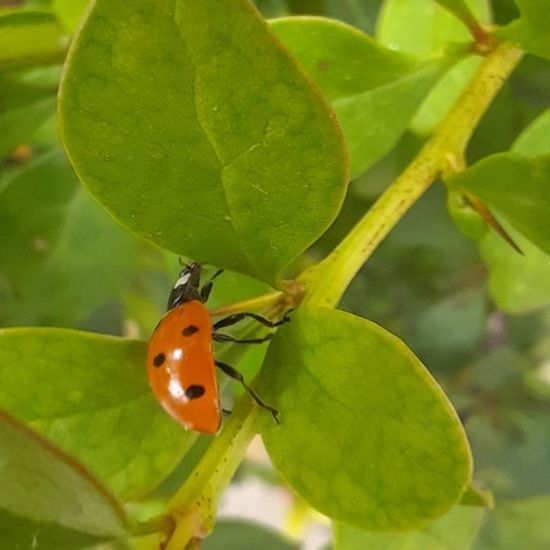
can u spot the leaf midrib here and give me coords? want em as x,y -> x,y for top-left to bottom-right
174,12 -> 261,276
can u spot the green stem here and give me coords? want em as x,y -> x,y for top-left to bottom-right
210,290 -> 283,317
165,396 -> 258,550
301,42 -> 524,309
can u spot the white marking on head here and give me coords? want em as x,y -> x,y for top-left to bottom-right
174,272 -> 190,289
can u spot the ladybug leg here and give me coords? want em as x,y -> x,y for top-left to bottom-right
213,310 -> 292,330
215,361 -> 280,424
213,332 -> 273,345
200,269 -> 224,302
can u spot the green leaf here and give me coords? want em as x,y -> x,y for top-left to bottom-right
324,0 -> 379,34
448,153 -> 550,256
0,9 -> 67,70
0,74 -> 57,158
434,0 -> 481,28
326,65 -> 443,181
255,0 -> 290,19
53,0 -> 89,32
480,222 -> 550,313
203,520 -> 298,550
59,0 -> 347,284
456,109 -> 550,313
475,496 -> 550,549
0,328 -> 194,500
24,189 -> 140,326
376,0 -> 491,57
270,17 -> 418,102
512,108 -> 550,156
0,150 -> 78,288
270,16 -> 445,178
447,189 -> 488,241
259,307 -> 472,530
0,507 -> 110,550
411,56 -> 483,135
334,505 -> 485,549
401,0 -> 489,136
0,150 -> 141,327
0,409 -> 127,537
498,0 -> 550,60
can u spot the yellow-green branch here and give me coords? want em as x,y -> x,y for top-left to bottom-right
301,42 -> 524,309
165,397 -> 258,550
209,291 -> 283,317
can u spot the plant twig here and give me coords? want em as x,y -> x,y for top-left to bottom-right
301,42 -> 524,309
210,291 -> 283,317
165,397 -> 258,550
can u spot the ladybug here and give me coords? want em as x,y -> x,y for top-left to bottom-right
147,262 -> 289,434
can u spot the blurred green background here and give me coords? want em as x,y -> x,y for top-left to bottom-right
1,0 -> 550,548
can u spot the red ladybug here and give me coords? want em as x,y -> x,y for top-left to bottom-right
147,262 -> 288,434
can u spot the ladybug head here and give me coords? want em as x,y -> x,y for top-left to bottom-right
167,262 -> 202,310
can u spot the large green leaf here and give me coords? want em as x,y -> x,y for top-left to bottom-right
270,16 -> 444,178
498,0 -> 550,60
334,505 -> 485,549
0,9 -> 67,70
376,0 -> 490,57
0,328 -> 194,500
0,409 -> 127,537
59,0 -> 347,284
448,153 -> 550,256
259,307 -> 472,530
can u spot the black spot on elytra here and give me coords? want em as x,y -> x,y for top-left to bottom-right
186,384 -> 205,399
182,325 -> 199,337
153,353 -> 165,367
